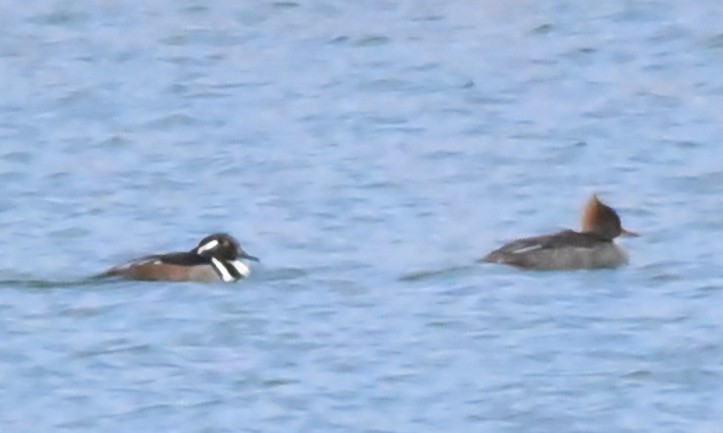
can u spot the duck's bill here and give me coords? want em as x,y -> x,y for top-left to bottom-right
241,252 -> 260,262
621,228 -> 639,237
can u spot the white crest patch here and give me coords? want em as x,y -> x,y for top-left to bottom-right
211,257 -> 235,282
196,239 -> 220,254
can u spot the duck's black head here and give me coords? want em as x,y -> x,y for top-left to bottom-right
193,233 -> 259,262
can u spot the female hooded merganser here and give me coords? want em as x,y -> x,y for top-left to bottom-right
97,233 -> 259,282
482,195 -> 637,270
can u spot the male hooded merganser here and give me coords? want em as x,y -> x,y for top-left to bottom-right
97,233 -> 259,282
482,195 -> 638,270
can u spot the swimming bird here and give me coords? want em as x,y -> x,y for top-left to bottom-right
482,195 -> 637,270
97,233 -> 259,282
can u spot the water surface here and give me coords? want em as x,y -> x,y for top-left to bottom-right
1,1 -> 723,432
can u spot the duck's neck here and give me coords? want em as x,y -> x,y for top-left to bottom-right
210,257 -> 249,281
579,230 -> 615,242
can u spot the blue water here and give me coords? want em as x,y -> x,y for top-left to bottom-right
1,0 -> 723,431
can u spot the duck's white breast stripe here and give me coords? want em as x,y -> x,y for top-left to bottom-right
211,257 -> 235,282
227,260 -> 251,278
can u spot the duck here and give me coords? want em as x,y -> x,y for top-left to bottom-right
97,233 -> 259,282
481,195 -> 637,270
